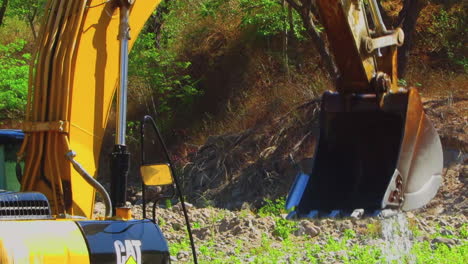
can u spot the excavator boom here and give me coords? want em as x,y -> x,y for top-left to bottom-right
19,0 -> 161,217
1,1 -> 173,263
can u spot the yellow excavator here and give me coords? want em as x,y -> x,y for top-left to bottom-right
0,0 -> 442,263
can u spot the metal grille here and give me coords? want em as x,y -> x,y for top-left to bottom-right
0,191 -> 51,220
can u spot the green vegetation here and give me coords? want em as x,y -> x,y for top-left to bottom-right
6,0 -> 46,39
168,199 -> 467,263
169,234 -> 191,257
412,241 -> 467,264
366,222 -> 382,239
129,31 -> 200,119
409,222 -> 467,264
168,215 -> 467,264
164,199 -> 173,209
257,197 -> 287,217
425,5 -> 467,71
0,0 -> 464,129
257,197 -> 298,239
0,39 -> 29,119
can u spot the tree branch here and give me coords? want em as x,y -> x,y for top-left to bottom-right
284,0 -> 338,82
396,0 -> 426,77
284,0 -> 301,11
0,0 -> 9,26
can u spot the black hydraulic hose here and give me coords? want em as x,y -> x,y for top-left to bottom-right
143,115 -> 198,264
140,121 -> 146,219
152,198 -> 159,223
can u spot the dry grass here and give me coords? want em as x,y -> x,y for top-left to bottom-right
161,0 -> 467,159
405,57 -> 468,98
0,17 -> 35,50
190,47 -> 332,145
169,0 -> 244,61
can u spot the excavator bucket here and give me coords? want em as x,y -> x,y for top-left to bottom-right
286,88 -> 443,218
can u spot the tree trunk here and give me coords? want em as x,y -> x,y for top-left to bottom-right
149,0 -> 172,48
0,0 -> 8,26
27,7 -> 39,39
301,11 -> 338,82
281,0 -> 290,77
288,4 -> 295,38
28,18 -> 37,39
285,0 -> 337,83
395,0 -> 425,77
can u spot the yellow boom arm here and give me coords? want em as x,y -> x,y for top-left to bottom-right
20,0 -> 162,218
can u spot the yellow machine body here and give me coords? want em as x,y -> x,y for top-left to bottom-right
0,220 -> 89,264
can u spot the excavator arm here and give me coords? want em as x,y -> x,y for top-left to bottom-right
286,0 -> 443,218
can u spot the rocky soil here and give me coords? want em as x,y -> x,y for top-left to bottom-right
95,160 -> 466,263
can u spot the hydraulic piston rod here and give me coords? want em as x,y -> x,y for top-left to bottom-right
110,0 -> 133,215
115,0 -> 131,146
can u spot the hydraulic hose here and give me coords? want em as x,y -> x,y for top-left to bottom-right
65,151 -> 113,218
143,115 -> 198,264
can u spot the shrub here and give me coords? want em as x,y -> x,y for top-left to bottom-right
257,197 -> 286,217
0,39 -> 30,119
426,5 -> 467,71
129,31 -> 200,120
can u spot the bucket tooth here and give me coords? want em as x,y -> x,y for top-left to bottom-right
286,172 -> 310,211
379,209 -> 399,218
328,210 -> 341,218
286,211 -> 297,220
351,209 -> 364,219
371,210 -> 382,217
305,210 -> 319,219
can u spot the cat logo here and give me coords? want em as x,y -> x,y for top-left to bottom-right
114,240 -> 142,264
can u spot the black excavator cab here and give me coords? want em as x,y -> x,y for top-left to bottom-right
286,89 -> 443,218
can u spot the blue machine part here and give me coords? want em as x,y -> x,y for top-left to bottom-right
0,130 -> 24,144
285,172 -> 310,211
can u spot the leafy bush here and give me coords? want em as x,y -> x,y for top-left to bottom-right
129,31 -> 200,117
6,0 -> 47,39
0,16 -> 34,45
238,0 -> 305,38
426,5 -> 467,71
0,39 -> 30,119
257,197 -> 298,239
197,0 -> 305,38
257,197 -> 286,217
273,218 -> 297,239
